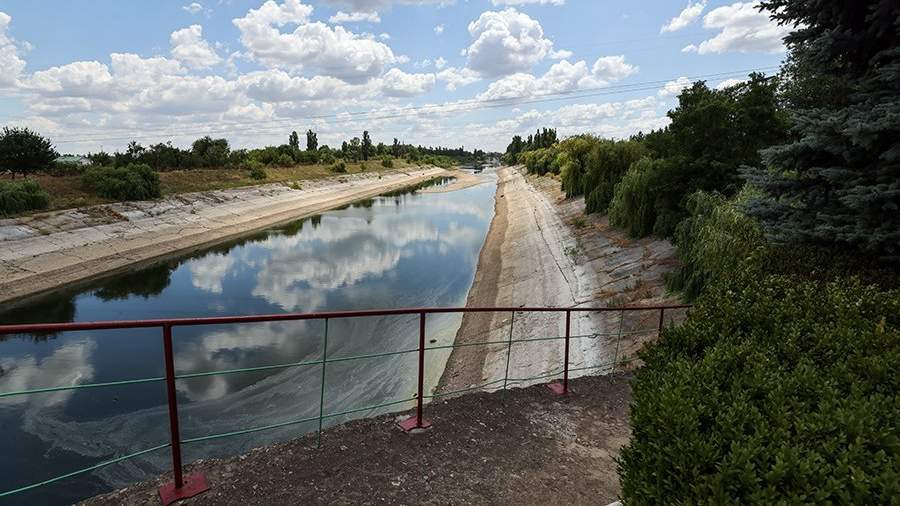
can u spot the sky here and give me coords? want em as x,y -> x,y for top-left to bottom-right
0,0 -> 791,154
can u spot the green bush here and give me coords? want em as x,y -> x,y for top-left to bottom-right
360,162 -> 368,172
619,271 -> 900,504
666,188 -> 767,299
81,164 -> 161,201
381,158 -> 394,168
583,139 -> 646,214
608,158 -> 661,237
249,163 -> 267,180
330,161 -> 347,173
0,180 -> 51,215
276,153 -> 294,167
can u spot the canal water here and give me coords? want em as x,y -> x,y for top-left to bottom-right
0,172 -> 496,505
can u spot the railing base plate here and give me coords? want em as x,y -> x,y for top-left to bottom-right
398,416 -> 432,433
159,473 -> 209,506
546,382 -> 568,396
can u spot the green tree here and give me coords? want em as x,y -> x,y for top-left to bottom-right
0,127 -> 59,178
191,136 -> 230,167
306,129 -> 318,151
743,0 -> 900,257
289,131 -> 300,150
362,131 -> 372,161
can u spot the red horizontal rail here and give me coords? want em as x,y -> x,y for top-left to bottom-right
0,303 -> 691,504
0,304 -> 691,334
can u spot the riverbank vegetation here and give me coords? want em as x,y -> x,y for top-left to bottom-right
0,128 -> 495,215
505,0 -> 899,502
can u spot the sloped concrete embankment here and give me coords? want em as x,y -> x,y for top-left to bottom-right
439,166 -> 684,397
0,168 -> 446,306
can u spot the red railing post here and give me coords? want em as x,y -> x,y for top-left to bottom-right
158,324 -> 208,505
562,309 -> 571,393
547,309 -> 571,396
399,311 -> 432,432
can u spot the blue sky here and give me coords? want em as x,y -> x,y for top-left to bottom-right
0,1 -> 789,153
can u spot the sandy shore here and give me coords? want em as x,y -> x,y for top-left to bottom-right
418,169 -> 483,194
0,167 -> 446,307
438,166 -> 683,395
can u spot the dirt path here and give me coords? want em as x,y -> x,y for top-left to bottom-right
82,374 -> 632,506
0,168 -> 446,307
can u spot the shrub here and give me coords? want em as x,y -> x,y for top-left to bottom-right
666,188 -> 767,299
360,162 -> 368,172
249,163 -> 267,180
330,161 -> 347,173
619,271 -> 900,504
381,158 -> 394,168
276,153 -> 294,167
583,140 -> 646,214
81,164 -> 161,201
0,180 -> 51,215
608,158 -> 661,237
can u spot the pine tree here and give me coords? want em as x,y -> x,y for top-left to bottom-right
743,0 -> 900,258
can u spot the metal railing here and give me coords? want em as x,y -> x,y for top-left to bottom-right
0,304 -> 690,504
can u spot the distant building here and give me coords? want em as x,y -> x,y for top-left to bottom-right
55,155 -> 91,166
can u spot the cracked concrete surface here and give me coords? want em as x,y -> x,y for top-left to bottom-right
0,168 -> 446,306
438,167 -> 684,396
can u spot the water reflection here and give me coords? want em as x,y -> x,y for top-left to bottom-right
0,339 -> 96,407
0,172 -> 496,505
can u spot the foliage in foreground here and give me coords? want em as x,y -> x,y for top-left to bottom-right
0,180 -> 51,215
81,164 -> 161,201
619,271 -> 900,504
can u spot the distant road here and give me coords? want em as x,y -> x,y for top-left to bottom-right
0,167 -> 446,306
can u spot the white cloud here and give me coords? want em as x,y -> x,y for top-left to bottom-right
436,66 -> 480,91
477,54 -> 637,101
322,0 -> 452,13
491,0 -> 564,4
478,60 -> 600,100
182,2 -> 205,15
591,55 -> 637,81
379,32 -> 391,40
0,12 -> 26,88
237,69 -> 361,102
170,25 -> 222,68
380,68 -> 435,96
434,24 -> 445,34
658,76 -> 692,96
684,1 -> 790,54
233,0 -> 398,82
715,77 -> 745,89
660,1 -> 706,33
27,61 -> 116,98
434,56 -> 447,69
329,11 -> 381,23
464,8 -> 559,77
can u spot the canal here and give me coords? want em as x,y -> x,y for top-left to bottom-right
0,171 -> 496,504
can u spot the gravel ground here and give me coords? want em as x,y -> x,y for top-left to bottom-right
83,373 -> 632,505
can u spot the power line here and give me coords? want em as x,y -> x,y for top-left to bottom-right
44,66 -> 778,146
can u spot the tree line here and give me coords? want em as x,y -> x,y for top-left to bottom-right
0,126 -> 494,215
